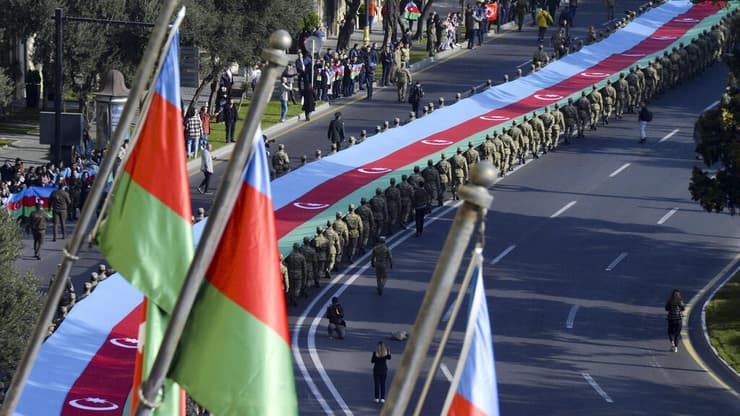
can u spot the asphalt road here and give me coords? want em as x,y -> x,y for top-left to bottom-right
290,60 -> 740,415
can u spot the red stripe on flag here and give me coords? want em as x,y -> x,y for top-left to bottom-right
448,393 -> 489,416
205,182 -> 290,344
125,93 -> 190,222
274,3 -> 714,239
62,302 -> 144,416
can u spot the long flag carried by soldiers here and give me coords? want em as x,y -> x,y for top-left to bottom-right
95,28 -> 191,416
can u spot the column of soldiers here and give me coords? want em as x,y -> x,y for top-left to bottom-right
279,10 -> 739,307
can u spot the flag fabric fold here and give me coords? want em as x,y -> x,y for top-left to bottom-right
169,130 -> 298,415
95,30 -> 191,416
443,254 -> 499,416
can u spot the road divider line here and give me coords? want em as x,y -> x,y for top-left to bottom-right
659,128 -> 680,143
608,163 -> 631,178
582,372 -> 614,403
439,363 -> 453,382
566,305 -> 580,329
702,100 -> 719,112
442,301 -> 455,323
517,59 -> 533,68
605,252 -> 628,272
550,201 -> 577,218
490,244 -> 516,265
657,208 -> 679,225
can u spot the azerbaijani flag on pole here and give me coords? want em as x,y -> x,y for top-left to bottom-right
442,255 -> 499,416
403,1 -> 421,20
169,129 -> 297,415
95,30 -> 191,416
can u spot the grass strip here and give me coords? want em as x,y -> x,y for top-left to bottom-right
706,270 -> 740,373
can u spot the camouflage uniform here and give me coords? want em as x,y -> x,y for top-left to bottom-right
422,160 -> 442,206
356,198 -> 375,252
626,68 -> 639,112
451,149 -> 469,200
345,205 -> 363,262
284,244 -> 307,306
333,213 -> 349,263
301,237 -> 319,290
614,73 -> 629,119
552,104 -> 565,148
325,222 -> 341,272
371,238 -> 393,295
384,179 -> 402,232
501,130 -> 517,174
562,99 -> 579,142
398,174 -> 414,226
314,227 -> 330,279
272,144 -> 291,176
464,142 -> 480,168
436,154 -> 452,202
370,188 -> 389,237
531,112 -> 546,155
540,108 -> 555,151
509,121 -> 525,164
601,80 -> 616,125
575,92 -> 591,138
587,86 -> 603,130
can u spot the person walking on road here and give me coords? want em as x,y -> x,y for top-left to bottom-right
409,81 -> 424,117
413,180 -> 431,236
223,100 -> 238,143
665,289 -> 685,352
29,200 -> 49,259
326,296 -> 346,339
536,7 -> 554,42
396,66 -> 412,103
638,101 -> 653,143
328,112 -> 346,149
371,236 -> 393,296
198,143 -> 214,194
50,181 -> 71,241
371,341 -> 391,403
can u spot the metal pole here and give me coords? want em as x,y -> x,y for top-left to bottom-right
54,8 -> 63,164
0,3 -> 182,415
381,161 -> 495,416
134,30 -> 291,416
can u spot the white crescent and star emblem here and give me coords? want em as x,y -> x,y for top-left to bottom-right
580,71 -> 610,78
293,202 -> 330,210
357,167 -> 392,174
652,35 -> 678,40
534,93 -> 564,101
479,115 -> 511,121
109,337 -> 138,349
68,397 -> 119,411
421,139 -> 454,146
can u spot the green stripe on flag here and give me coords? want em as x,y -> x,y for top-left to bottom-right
97,171 -> 194,314
170,283 -> 297,415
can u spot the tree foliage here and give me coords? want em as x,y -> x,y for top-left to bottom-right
689,16 -> 740,214
0,68 -> 14,111
0,210 -> 45,382
336,0 -> 363,51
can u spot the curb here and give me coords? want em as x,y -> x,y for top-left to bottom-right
700,262 -> 740,384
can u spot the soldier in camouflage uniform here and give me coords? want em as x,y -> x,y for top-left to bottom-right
464,141 -> 481,167
669,47 -> 681,88
509,120 -> 525,164
280,254 -> 289,295
659,51 -> 672,93
436,153 -> 452,202
686,39 -> 700,80
587,85 -> 603,131
345,204 -> 363,262
635,64 -> 646,102
398,174 -> 414,226
601,79 -> 616,125
552,103 -> 565,149
385,178 -> 402,233
410,165 -> 424,188
314,226 -> 330,279
677,43 -> 689,83
422,159 -> 442,207
500,129 -> 516,175
451,148 -> 469,199
272,143 -> 291,176
626,67 -> 639,112
540,108 -> 555,151
325,221 -> 341,272
302,236 -> 319,291
532,111 -> 547,155
614,73 -> 629,119
562,98 -> 579,142
333,212 -> 349,263
370,187 -> 389,237
575,91 -> 591,138
491,132 -> 505,170
644,61 -> 659,101
481,134 -> 497,167
356,198 -> 375,253
371,236 -> 393,295
519,117 -> 535,161
285,243 -> 307,306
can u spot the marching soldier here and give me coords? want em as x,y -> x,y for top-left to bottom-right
626,67 -> 639,112
370,187 -> 389,238
601,80 -> 616,125
659,50 -> 673,92
464,141 -> 481,167
272,143 -> 291,176
314,226 -> 330,279
285,243 -> 307,306
302,236 -> 319,291
345,204 -> 363,262
334,212 -> 349,263
422,159 -> 442,207
635,64 -> 646,102
385,178 -> 402,233
325,221 -> 341,273
509,120 -> 525,164
280,254 -> 289,295
398,174 -> 414,227
451,148 -> 469,200
532,44 -> 549,68
29,200 -> 49,259
409,165 -> 424,188
552,103 -> 565,149
575,91 -> 591,138
501,129 -> 517,175
532,112 -> 546,155
614,72 -> 629,119
562,98 -> 579,143
540,107 -> 555,151
520,116 -> 535,160
587,85 -> 603,131
491,132 -> 505,170
371,236 -> 393,296
436,154 -> 452,202
644,61 -> 659,101
356,198 -> 375,253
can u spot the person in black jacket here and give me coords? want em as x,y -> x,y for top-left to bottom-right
638,101 -> 652,143
412,179 -> 431,237
223,100 -> 238,143
326,297 -> 346,339
327,112 -> 346,148
665,289 -> 685,352
371,341 -> 391,403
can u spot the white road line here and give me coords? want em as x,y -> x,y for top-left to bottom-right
442,300 -> 455,322
566,305 -> 580,329
582,372 -> 614,403
608,163 -> 631,178
703,100 -> 719,112
490,244 -> 516,265
605,252 -> 628,272
550,200 -> 577,218
517,59 -> 533,68
439,363 -> 454,382
657,208 -> 678,225
659,128 -> 680,143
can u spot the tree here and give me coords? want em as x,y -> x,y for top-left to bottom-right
0,68 -> 14,113
383,0 -> 402,48
413,0 -> 436,41
0,210 -> 45,392
336,0 -> 363,51
689,16 -> 740,214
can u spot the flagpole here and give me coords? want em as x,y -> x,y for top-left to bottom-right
381,161 -> 496,416
0,3 -> 183,415
411,246 -> 483,416
133,30 -> 291,416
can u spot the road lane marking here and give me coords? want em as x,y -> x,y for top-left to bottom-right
439,363 -> 453,382
608,163 -> 631,178
581,372 -> 614,403
659,128 -> 680,143
490,244 -> 516,265
605,252 -> 628,271
442,301 -> 455,322
517,59 -> 533,68
550,201 -> 577,218
566,305 -> 580,329
702,100 -> 719,112
657,208 -> 678,225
